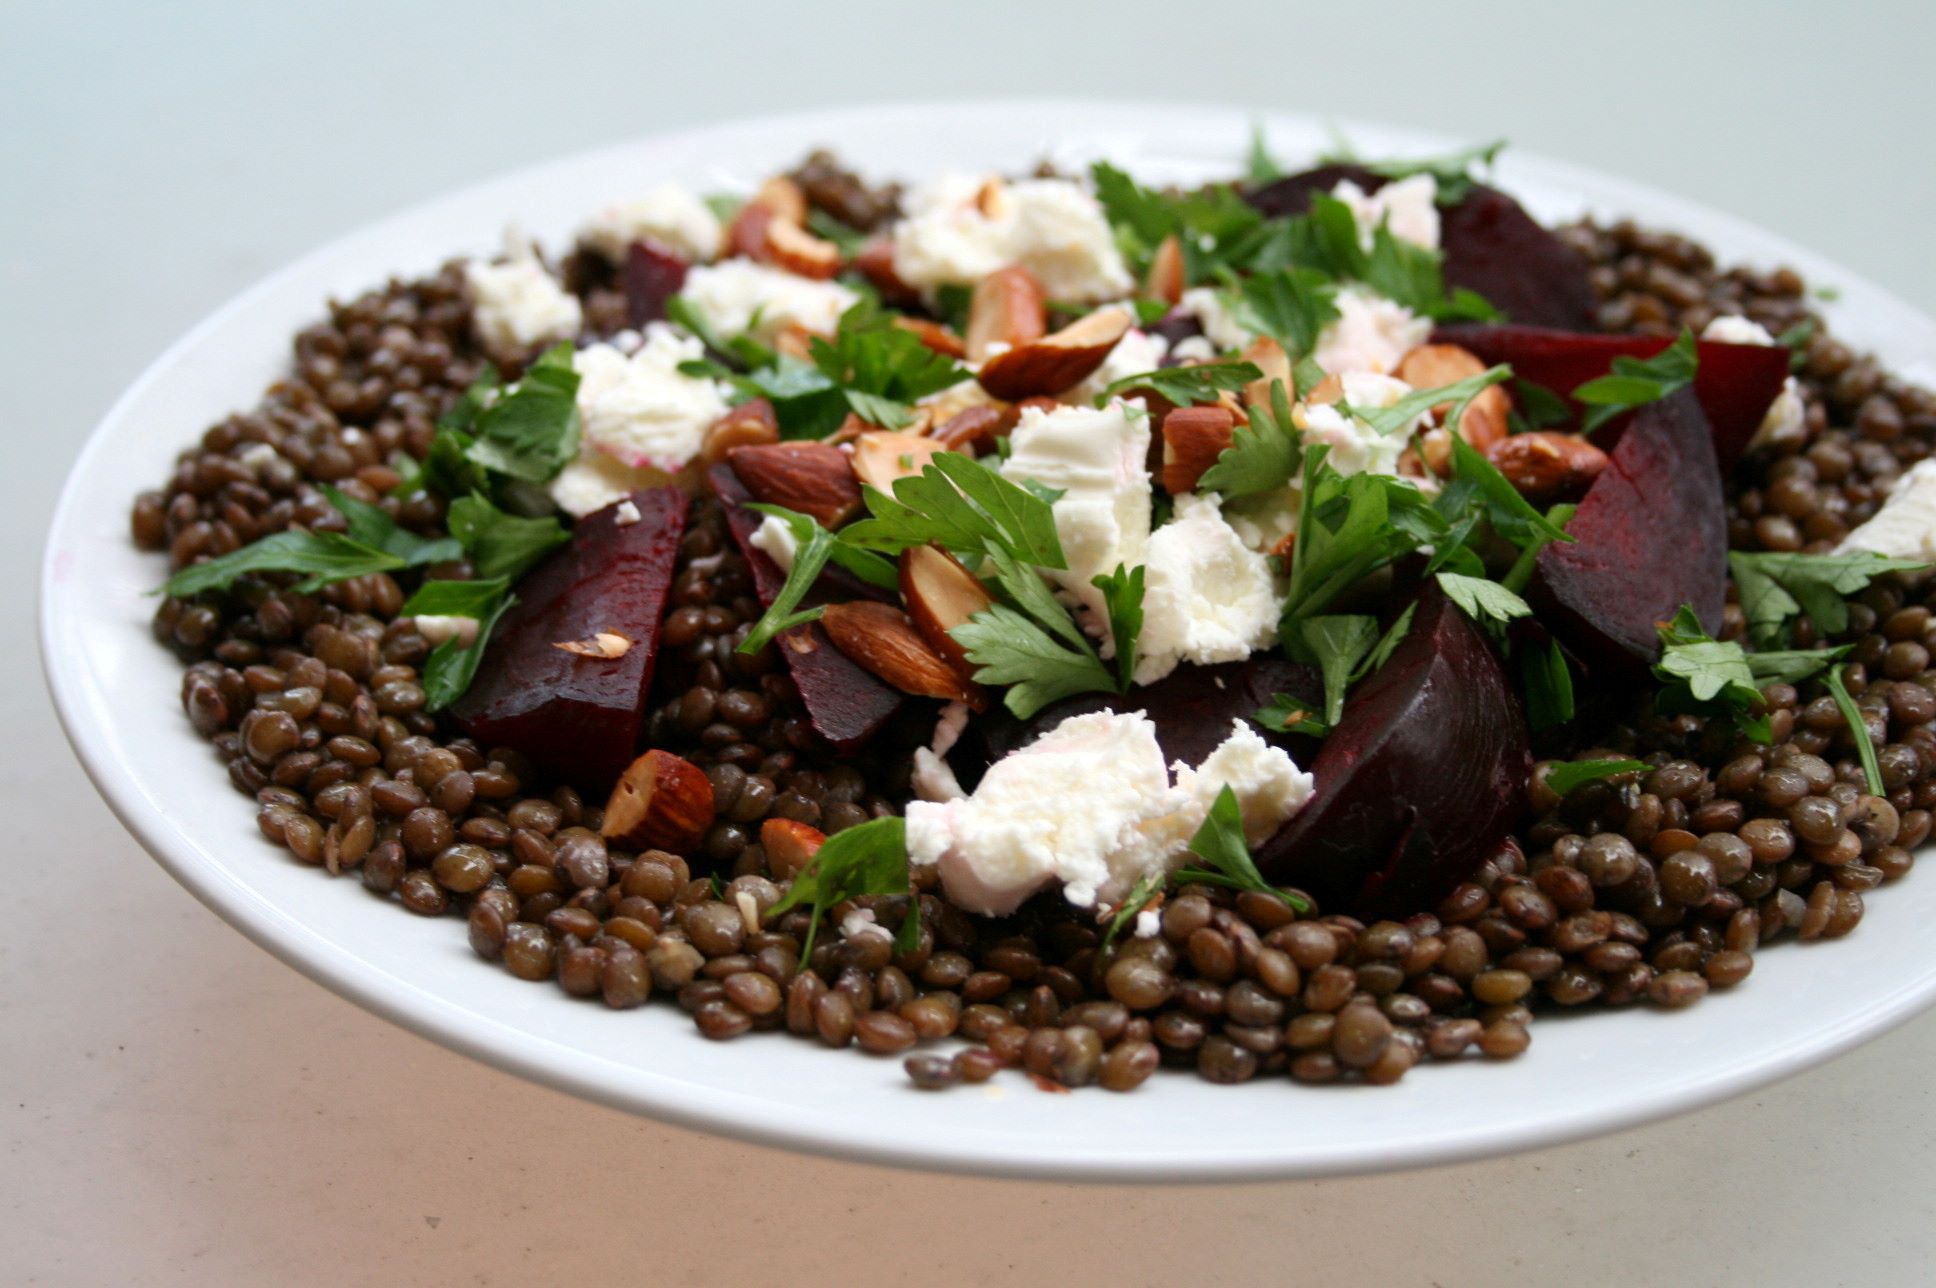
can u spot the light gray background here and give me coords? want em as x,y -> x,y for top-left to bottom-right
7,2 -> 1935,1283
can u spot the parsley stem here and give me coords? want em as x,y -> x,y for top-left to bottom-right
1823,666 -> 1886,796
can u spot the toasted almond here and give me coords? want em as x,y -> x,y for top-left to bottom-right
552,631 -> 633,659
1240,336 -> 1293,411
770,321 -> 818,361
899,544 -> 995,677
932,404 -> 1014,455
760,817 -> 827,880
728,441 -> 862,528
1398,343 -> 1510,472
853,235 -> 918,305
1160,404 -> 1238,494
1269,530 -> 1297,560
764,219 -> 842,279
976,307 -> 1133,400
724,200 -> 776,262
1307,372 -> 1344,406
1485,431 -> 1610,504
964,264 -> 1046,362
852,431 -> 947,493
700,398 -> 780,471
602,750 -> 715,852
973,176 -> 1009,218
893,315 -> 968,359
753,176 -> 809,226
820,600 -> 984,705
1144,233 -> 1185,306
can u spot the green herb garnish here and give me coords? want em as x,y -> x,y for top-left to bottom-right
765,815 -> 915,961
1544,758 -> 1648,797
1653,604 -> 1845,742
1100,872 -> 1166,953
1573,329 -> 1700,433
1196,378 -> 1299,499
1824,666 -> 1885,795
445,493 -> 570,582
462,343 -> 583,483
414,583 -> 517,713
1173,786 -> 1312,912
1232,268 -> 1339,357
1729,550 -> 1931,648
1520,637 -> 1575,730
160,487 -> 459,597
1095,360 -> 1263,410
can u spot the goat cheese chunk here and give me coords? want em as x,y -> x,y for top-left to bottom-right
573,325 -> 729,471
1313,285 -> 1431,377
1134,493 -> 1282,684
465,242 -> 583,363
579,182 -> 722,263
1299,371 -> 1423,477
1179,285 -> 1255,352
1702,314 -> 1810,451
906,712 -> 1312,916
1838,459 -> 1936,560
891,175 -> 1132,303
1331,173 -> 1441,251
997,399 -> 1152,632
748,511 -> 799,572
680,258 -> 857,343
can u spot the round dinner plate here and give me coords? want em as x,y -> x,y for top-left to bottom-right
40,100 -> 1936,1182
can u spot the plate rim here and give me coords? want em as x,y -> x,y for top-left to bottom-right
39,96 -> 1936,1182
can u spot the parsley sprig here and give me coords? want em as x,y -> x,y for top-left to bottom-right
764,815 -> 917,961
160,486 -> 462,597
1574,329 -> 1700,433
1174,786 -> 1312,912
1653,605 -> 1844,742
1095,360 -> 1262,410
1729,550 -> 1931,648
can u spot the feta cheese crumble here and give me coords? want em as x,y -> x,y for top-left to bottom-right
891,175 -> 1132,303
748,511 -> 799,572
572,325 -> 729,472
1331,173 -> 1441,251
997,399 -> 1152,632
1702,314 -> 1809,451
578,182 -> 723,263
680,259 -> 857,343
1299,371 -> 1425,477
1838,458 -> 1936,560
1313,285 -> 1431,377
413,614 -> 480,648
464,240 -> 583,364
1134,493 -> 1282,684
1179,285 -> 1254,352
905,712 -> 1312,916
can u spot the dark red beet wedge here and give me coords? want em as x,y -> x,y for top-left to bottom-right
1528,386 -> 1726,671
451,488 -> 689,793
1245,165 -> 1596,330
622,241 -> 690,328
710,464 -> 903,753
1254,583 -> 1531,918
1434,323 -> 1792,471
952,656 -> 1322,790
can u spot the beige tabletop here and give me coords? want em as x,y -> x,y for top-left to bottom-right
7,3 -> 1936,1283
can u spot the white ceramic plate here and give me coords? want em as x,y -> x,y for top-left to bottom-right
41,101 -> 1936,1182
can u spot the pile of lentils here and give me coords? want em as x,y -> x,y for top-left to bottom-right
129,169 -> 1936,1095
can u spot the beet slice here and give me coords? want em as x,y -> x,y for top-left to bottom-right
450,488 -> 688,793
949,656 -> 1321,790
1527,386 -> 1726,672
1254,583 -> 1531,917
1244,165 -> 1596,330
1434,322 -> 1793,471
622,241 -> 689,328
709,464 -> 903,753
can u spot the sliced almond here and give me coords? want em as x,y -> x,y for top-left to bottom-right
764,219 -> 842,280
760,817 -> 827,880
893,315 -> 968,359
700,398 -> 780,472
753,176 -> 809,226
933,404 -> 1014,455
770,321 -> 818,361
1145,233 -> 1185,305
1398,343 -> 1510,473
1307,372 -> 1344,406
1240,335 -> 1293,412
1160,404 -> 1238,495
553,631 -> 633,659
852,431 -> 947,493
899,544 -> 995,677
602,749 -> 715,852
728,441 -> 862,528
723,200 -> 776,262
853,235 -> 917,305
976,307 -> 1133,401
820,600 -> 984,706
965,264 -> 1046,362
1485,431 -> 1610,504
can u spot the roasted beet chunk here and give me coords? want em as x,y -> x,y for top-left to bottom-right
622,242 -> 689,327
1528,386 -> 1726,672
710,464 -> 903,753
1245,164 -> 1596,330
1433,323 -> 1793,471
451,489 -> 689,793
1254,583 -> 1531,917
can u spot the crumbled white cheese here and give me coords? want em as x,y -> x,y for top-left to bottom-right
680,258 -> 857,343
930,700 -> 972,758
554,325 -> 728,506
891,175 -> 1132,303
578,182 -> 722,263
905,711 -> 1312,916
1702,313 -> 1809,451
1313,285 -> 1431,377
1299,371 -> 1424,477
1221,489 -> 1300,556
1066,322 -> 1166,405
547,452 -> 650,520
613,499 -> 643,526
413,615 -> 479,648
1179,285 -> 1254,352
1134,493 -> 1282,685
1838,459 -> 1936,560
1332,173 -> 1441,251
1171,335 -> 1219,364
748,511 -> 799,572
464,241 -> 583,363
839,907 -> 892,944
912,747 -> 968,803
1134,908 -> 1162,938
997,399 -> 1152,631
